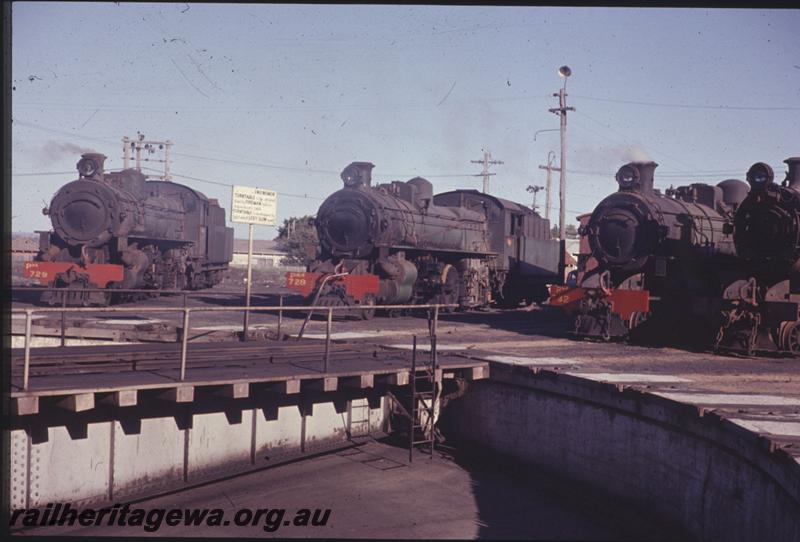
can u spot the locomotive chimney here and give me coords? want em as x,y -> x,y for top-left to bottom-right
615,161 -> 658,193
636,161 -> 658,193
784,157 -> 800,190
341,161 -> 375,188
76,153 -> 107,180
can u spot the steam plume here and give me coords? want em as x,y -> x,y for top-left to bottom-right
41,140 -> 97,161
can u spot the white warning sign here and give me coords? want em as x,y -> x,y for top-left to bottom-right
231,185 -> 277,225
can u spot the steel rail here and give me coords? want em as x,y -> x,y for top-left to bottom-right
12,286 -> 276,295
10,345 -> 394,378
13,302 -> 454,390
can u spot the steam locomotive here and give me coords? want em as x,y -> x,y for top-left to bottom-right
549,161 -> 748,344
286,161 -> 564,315
24,152 -> 234,305
715,158 -> 800,355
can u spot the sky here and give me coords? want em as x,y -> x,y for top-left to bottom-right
10,3 -> 800,240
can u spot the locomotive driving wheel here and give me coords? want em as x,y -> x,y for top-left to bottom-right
780,321 -> 800,356
359,294 -> 376,320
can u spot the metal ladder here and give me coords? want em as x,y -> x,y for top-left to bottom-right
409,332 -> 438,462
347,398 -> 372,441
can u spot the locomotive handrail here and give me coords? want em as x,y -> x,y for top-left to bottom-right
12,285 -> 291,351
10,303 -> 457,314
297,271 -> 350,339
13,302 -> 456,391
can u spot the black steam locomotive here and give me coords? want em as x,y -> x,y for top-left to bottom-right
24,153 -> 234,305
286,161 -> 563,314
715,158 -> 800,355
550,161 -> 747,344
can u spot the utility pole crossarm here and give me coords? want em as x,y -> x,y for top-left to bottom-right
471,151 -> 503,194
526,185 -> 544,212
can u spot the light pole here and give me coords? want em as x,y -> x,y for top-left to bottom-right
548,66 -> 574,239
526,185 -> 544,212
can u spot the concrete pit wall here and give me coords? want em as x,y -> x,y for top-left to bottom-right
441,363 -> 800,542
11,395 -> 387,510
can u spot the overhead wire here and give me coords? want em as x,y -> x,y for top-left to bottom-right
572,109 -> 700,173
170,151 -> 480,178
12,114 -> 779,207
570,94 -> 800,112
15,120 -> 481,179
137,166 -> 326,201
12,171 -> 75,177
14,90 -> 800,114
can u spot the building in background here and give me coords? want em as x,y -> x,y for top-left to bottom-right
231,239 -> 303,271
11,234 -> 39,262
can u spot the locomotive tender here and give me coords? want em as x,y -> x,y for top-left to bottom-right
550,160 -> 748,343
286,161 -> 563,314
24,152 -> 234,305
715,158 -> 800,355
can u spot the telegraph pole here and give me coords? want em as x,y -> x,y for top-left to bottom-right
526,185 -> 544,212
548,66 -> 574,239
471,150 -> 503,194
122,133 -> 174,181
537,151 -> 559,221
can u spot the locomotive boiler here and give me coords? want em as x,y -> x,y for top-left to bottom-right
286,161 -> 563,315
550,161 -> 747,344
715,158 -> 800,355
24,152 -> 234,305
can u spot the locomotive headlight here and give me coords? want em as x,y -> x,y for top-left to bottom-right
76,157 -> 98,178
341,164 -> 361,187
746,162 -> 774,189
615,164 -> 640,190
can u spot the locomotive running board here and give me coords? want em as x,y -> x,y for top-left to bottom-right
549,285 -> 650,321
23,261 -> 124,288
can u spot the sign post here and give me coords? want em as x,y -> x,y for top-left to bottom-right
231,185 -> 277,340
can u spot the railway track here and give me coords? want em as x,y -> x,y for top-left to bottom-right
9,339 -> 401,378
12,308 -> 564,339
